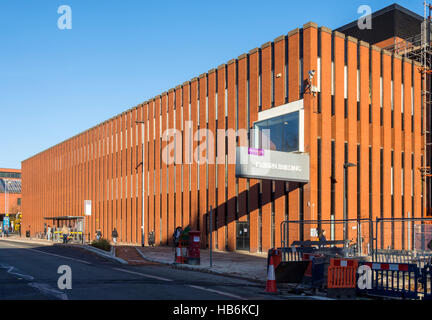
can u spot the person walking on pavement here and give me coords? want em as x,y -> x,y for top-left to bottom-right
112,228 -> 118,245
173,226 -> 183,261
61,225 -> 69,244
47,225 -> 52,241
173,226 -> 182,246
96,229 -> 102,241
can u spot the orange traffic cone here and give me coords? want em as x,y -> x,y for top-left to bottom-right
175,246 -> 184,263
265,255 -> 278,293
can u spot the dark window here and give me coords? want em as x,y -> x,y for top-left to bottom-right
17,198 -> 21,206
380,107 -> 383,126
331,95 -> 335,116
254,112 -> 300,152
318,138 -> 322,221
344,98 -> 348,118
357,101 -> 360,121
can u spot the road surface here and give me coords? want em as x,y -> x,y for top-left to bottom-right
0,239 -> 329,300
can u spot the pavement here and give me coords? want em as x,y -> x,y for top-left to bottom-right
133,246 -> 269,283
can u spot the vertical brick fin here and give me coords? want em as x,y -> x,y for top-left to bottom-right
161,95 -> 168,245
227,60 -> 237,250
198,75 -> 208,247
122,113 -> 128,242
108,118 -> 114,242
382,51 -> 392,249
413,62 -> 422,220
248,49 -> 260,252
393,56 -> 402,249
403,60 -> 413,249
143,106 -> 149,245
216,66 -> 227,251
261,42 -> 272,252
346,37 -> 358,242
207,70 -> 217,248
154,99 -> 161,245
175,87 -> 183,233
182,84 -> 191,230
131,109 -> 137,244
273,35 -> 287,247
287,29 -> 301,245
190,80 -> 199,233
148,100 -> 155,244
168,91 -> 175,245
334,32 -> 346,241
303,22 -> 318,240
359,41 -> 370,252
106,120 -> 111,240
237,55 -> 248,226
320,27 -> 332,235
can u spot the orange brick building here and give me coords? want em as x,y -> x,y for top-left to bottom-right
22,4 -> 427,252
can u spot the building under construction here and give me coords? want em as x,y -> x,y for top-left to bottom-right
22,3 -> 431,253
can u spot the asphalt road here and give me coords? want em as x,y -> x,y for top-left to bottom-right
0,240 -> 330,300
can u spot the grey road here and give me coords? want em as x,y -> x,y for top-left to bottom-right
0,240 -> 329,300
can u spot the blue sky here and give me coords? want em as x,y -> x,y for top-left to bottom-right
0,0 -> 423,169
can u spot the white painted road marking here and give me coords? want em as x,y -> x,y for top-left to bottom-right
188,285 -> 246,300
28,282 -> 68,300
0,241 -> 91,265
112,267 -> 173,282
0,263 -> 68,300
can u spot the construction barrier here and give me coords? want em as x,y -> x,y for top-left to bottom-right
421,264 -> 432,300
279,246 -> 312,262
373,249 -> 413,264
302,253 -> 326,288
358,262 -> 421,300
327,258 -> 359,289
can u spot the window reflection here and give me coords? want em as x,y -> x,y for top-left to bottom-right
254,111 -> 299,152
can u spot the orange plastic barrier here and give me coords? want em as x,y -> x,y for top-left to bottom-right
327,258 -> 359,289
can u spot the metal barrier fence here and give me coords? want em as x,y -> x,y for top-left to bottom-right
374,218 -> 432,251
358,262 -> 421,299
421,264 -> 432,300
280,218 -> 373,257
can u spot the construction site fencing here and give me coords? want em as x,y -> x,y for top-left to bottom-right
357,261 -> 422,300
280,218 -> 373,257
374,218 -> 432,252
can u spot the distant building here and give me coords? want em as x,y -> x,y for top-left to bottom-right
0,168 -> 22,231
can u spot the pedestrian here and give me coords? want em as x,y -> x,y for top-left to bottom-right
318,229 -> 327,248
112,228 -> 118,245
148,230 -> 155,247
318,229 -> 327,242
61,224 -> 69,244
96,229 -> 102,241
173,226 -> 182,247
47,225 -> 52,241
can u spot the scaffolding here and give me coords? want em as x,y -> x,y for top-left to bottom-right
383,1 -> 432,217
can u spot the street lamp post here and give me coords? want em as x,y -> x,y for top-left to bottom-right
136,120 -> 145,247
343,162 -> 357,242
